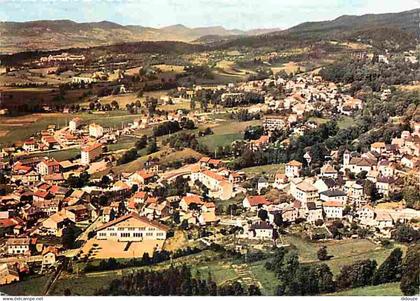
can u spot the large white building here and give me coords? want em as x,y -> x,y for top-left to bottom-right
263,115 -> 286,132
291,179 -> 318,205
191,169 -> 233,200
69,117 -> 83,132
81,143 -> 103,165
96,212 -> 169,241
5,238 -> 31,255
89,123 -> 104,138
96,212 -> 168,242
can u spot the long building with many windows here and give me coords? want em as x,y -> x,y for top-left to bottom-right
95,212 -> 168,242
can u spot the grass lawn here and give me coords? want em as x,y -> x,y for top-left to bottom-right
330,282 -> 402,296
241,163 -> 285,179
38,147 -> 80,161
308,117 -> 330,125
107,136 -> 136,153
193,261 -> 239,284
198,119 -> 261,151
337,116 -> 356,129
283,235 -> 406,275
93,147 -> 203,178
199,133 -> 243,151
247,260 -> 278,295
50,273 -> 119,296
0,275 -> 50,296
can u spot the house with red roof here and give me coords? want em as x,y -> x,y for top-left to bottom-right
129,170 -> 156,185
179,194 -> 204,211
37,159 -> 61,175
242,195 -> 271,211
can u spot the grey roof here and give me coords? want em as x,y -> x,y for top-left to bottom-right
320,189 -> 346,197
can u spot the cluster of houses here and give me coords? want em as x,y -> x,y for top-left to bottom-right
0,64 -> 419,287
234,120 -> 419,240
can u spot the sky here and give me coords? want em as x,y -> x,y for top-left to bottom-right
0,0 -> 419,30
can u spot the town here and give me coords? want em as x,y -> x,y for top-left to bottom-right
0,5 -> 419,298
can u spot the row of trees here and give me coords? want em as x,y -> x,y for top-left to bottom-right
152,119 -> 195,137
117,136 -> 157,165
265,245 -> 419,296
95,265 -> 261,296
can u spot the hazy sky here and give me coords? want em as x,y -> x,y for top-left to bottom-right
0,0 -> 419,30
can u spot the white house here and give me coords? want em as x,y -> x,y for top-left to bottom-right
320,189 -> 347,203
323,201 -> 344,219
356,205 -> 375,225
291,180 -> 318,205
69,117 -> 82,132
375,211 -> 393,229
89,123 -> 104,138
247,221 -> 274,240
285,160 -> 303,178
320,163 -> 338,179
5,237 -> 31,255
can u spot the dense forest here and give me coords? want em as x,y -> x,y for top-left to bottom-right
319,56 -> 420,93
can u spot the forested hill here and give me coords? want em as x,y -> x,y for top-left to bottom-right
215,9 -> 420,51
287,8 -> 420,36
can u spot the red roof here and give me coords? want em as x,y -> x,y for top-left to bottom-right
96,212 -> 169,232
34,190 -> 50,199
182,194 -> 204,205
41,159 -> 60,167
323,201 -> 344,207
201,169 -> 225,182
246,195 -> 271,206
81,143 -> 102,152
42,136 -> 58,144
287,160 -> 303,167
134,191 -> 148,199
0,218 -> 19,228
135,170 -> 154,180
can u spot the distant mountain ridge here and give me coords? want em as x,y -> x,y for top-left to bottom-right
0,20 -> 279,53
214,8 -> 420,51
286,8 -> 420,36
1,8 -> 418,54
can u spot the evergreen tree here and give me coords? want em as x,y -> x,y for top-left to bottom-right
316,264 -> 336,293
400,245 -> 420,296
372,248 -> 403,285
317,246 -> 329,261
336,259 -> 377,289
